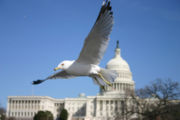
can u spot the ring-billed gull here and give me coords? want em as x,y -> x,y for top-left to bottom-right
33,0 -> 117,89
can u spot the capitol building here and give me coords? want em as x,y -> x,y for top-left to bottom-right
6,42 -> 136,120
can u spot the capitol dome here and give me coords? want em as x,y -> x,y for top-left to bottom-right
102,41 -> 135,94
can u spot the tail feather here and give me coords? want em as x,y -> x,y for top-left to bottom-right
92,76 -> 107,86
100,68 -> 117,83
92,68 -> 117,86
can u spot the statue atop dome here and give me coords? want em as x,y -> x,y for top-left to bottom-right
115,40 -> 121,58
116,40 -> 119,48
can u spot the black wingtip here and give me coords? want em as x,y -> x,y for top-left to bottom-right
108,6 -> 112,10
108,1 -> 110,5
32,80 -> 45,85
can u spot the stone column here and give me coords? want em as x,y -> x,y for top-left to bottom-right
103,100 -> 105,116
119,83 -> 121,91
6,99 -> 10,117
86,100 -> 90,117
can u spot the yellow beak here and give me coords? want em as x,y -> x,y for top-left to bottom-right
54,67 -> 61,71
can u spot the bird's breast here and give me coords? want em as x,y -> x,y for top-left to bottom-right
66,62 -> 91,76
66,62 -> 100,76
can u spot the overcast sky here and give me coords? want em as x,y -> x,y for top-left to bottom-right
0,0 -> 180,108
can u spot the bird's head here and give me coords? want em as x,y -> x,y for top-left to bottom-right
54,60 -> 74,71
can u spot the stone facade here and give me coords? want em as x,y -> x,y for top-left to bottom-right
7,43 -> 135,120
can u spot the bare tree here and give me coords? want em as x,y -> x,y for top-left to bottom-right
0,106 -> 6,120
117,79 -> 180,120
0,106 -> 16,120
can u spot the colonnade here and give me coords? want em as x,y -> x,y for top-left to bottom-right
105,83 -> 134,91
7,99 -> 41,118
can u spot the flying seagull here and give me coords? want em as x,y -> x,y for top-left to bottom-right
33,0 -> 117,89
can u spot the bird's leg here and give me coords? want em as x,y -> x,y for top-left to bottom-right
93,76 -> 105,90
98,73 -> 112,86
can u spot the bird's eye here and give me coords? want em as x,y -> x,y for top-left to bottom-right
61,63 -> 64,66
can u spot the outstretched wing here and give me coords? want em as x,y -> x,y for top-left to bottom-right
47,70 -> 75,79
76,0 -> 114,65
32,70 -> 74,85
